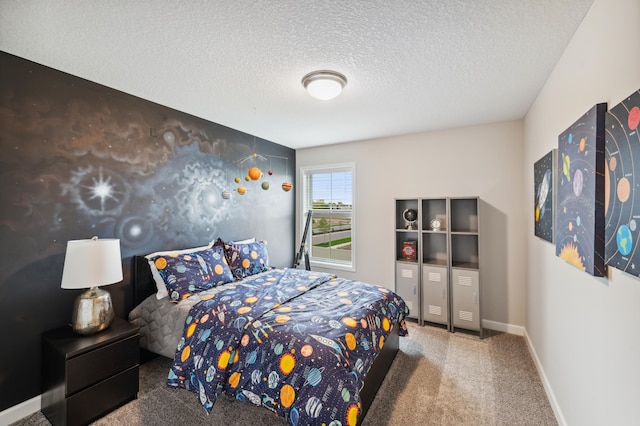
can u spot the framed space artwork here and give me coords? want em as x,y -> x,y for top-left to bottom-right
555,103 -> 607,277
604,88 -> 640,277
534,150 -> 556,243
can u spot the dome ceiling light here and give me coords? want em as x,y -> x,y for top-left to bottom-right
301,70 -> 347,101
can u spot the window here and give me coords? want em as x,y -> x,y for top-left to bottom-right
300,163 -> 355,271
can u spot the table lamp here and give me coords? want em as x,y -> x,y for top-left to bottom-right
61,237 -> 123,335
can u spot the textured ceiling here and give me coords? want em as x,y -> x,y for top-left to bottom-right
0,0 -> 594,149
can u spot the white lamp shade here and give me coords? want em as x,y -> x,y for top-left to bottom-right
61,238 -> 123,289
302,70 -> 347,101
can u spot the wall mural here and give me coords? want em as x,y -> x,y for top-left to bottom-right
555,103 -> 607,277
0,51 -> 295,411
534,149 -> 556,243
605,89 -> 640,277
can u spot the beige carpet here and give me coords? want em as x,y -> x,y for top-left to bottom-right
12,323 -> 557,426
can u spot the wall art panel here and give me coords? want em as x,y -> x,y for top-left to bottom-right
534,149 -> 556,243
555,103 -> 607,276
604,88 -> 640,277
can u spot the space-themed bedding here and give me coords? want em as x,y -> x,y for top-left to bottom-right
166,268 -> 408,426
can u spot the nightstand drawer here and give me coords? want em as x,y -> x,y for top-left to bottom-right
66,365 -> 139,426
67,334 -> 139,395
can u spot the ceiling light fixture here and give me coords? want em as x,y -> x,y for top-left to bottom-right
302,70 -> 347,101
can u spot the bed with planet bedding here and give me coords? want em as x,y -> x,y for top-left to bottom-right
128,238 -> 409,426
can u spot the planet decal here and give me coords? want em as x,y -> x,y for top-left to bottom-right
234,177 -> 241,183
562,153 -> 571,182
186,322 -> 197,338
248,167 -> 262,180
616,225 -> 633,256
345,333 -> 357,350
241,333 -> 250,347
573,169 -> 583,197
305,367 -> 323,386
206,367 -> 215,382
617,177 -> 630,202
279,353 -> 296,375
245,175 -> 250,181
261,181 -> 270,190
217,350 -> 231,369
237,186 -> 247,195
268,371 -> 279,389
268,170 -> 273,175
629,106 -> 640,130
251,369 -> 262,385
341,317 -> 358,328
305,397 -> 323,418
579,137 -> 586,152
300,344 -> 313,357
274,343 -> 284,355
282,181 -> 293,192
280,384 -> 295,408
346,404 -> 359,426
181,345 -> 191,362
228,371 -> 241,388
341,387 -> 351,402
221,189 -> 231,199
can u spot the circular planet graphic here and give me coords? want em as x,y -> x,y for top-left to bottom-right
616,225 -> 633,256
617,177 -> 630,202
248,167 -> 262,180
573,169 -> 583,197
282,182 -> 292,192
628,106 -> 640,130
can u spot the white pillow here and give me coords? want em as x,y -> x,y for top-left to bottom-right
228,237 -> 256,244
145,241 -> 214,299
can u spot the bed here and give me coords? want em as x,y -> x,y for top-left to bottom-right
129,240 -> 408,425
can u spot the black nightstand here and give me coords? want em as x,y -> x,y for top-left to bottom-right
41,317 -> 140,426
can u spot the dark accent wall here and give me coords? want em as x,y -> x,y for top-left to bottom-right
0,52 -> 296,411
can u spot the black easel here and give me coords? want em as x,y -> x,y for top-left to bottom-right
294,210 -> 312,270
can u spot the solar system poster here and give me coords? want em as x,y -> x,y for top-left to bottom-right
604,89 -> 640,278
555,103 -> 607,277
534,149 -> 556,243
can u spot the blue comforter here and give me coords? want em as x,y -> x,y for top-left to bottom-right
167,268 -> 408,426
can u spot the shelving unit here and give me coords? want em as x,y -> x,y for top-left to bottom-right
394,197 -> 482,336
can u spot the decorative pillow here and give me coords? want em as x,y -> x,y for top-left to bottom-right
145,242 -> 214,299
148,245 -> 234,302
225,240 -> 270,280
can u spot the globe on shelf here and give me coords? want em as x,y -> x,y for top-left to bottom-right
403,209 -> 418,230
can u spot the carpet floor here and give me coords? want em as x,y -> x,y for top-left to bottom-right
12,323 -> 557,425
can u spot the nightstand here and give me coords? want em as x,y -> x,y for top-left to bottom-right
41,317 -> 140,426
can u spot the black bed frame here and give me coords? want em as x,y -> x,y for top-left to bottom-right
131,256 -> 399,422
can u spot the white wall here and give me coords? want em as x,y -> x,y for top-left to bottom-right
524,0 -> 640,424
297,120 -> 527,329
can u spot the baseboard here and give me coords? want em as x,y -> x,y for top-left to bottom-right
523,328 -> 566,426
482,319 -> 525,336
0,394 -> 41,425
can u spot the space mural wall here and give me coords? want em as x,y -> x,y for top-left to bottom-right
0,52 -> 295,410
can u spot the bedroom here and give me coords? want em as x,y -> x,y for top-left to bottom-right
1,0 -> 639,425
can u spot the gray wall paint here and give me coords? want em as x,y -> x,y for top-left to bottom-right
524,0 -> 640,424
296,120 -> 526,329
